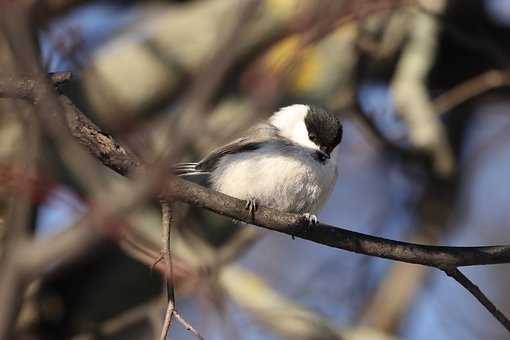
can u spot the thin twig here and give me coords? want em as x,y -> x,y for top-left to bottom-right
158,200 -> 203,340
443,267 -> 510,332
159,200 -> 175,340
434,69 -> 510,115
173,310 -> 204,340
160,299 -> 175,340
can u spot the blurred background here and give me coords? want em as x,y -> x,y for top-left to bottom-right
2,0 -> 510,339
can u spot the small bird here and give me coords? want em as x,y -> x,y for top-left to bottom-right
174,104 -> 342,225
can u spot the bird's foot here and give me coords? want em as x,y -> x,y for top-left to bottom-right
303,213 -> 319,227
290,213 -> 318,240
245,197 -> 258,221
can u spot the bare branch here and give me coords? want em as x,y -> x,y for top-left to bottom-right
158,200 -> 203,340
444,267 -> 510,332
163,177 -> 510,268
0,72 -> 140,175
60,94 -> 141,175
434,69 -> 510,115
159,200 -> 175,340
160,298 -> 175,340
0,72 -> 70,101
172,310 -> 204,340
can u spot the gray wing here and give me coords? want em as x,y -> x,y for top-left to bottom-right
174,123 -> 285,176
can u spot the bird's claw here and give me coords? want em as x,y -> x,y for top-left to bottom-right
290,213 -> 318,240
303,213 -> 318,226
245,197 -> 258,220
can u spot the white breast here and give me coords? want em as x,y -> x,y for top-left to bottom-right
210,143 -> 338,214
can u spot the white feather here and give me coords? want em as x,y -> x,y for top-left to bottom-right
269,104 -> 320,152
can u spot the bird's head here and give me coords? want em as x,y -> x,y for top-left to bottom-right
270,104 -> 343,161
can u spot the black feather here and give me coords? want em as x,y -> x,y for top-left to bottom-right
304,105 -> 342,155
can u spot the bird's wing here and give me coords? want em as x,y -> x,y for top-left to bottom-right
174,123 -> 285,176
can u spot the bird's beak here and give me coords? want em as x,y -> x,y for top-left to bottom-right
319,148 -> 330,159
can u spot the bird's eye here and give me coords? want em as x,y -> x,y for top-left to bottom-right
314,151 -> 327,163
309,133 -> 317,142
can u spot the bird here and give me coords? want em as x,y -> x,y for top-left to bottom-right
174,104 -> 342,225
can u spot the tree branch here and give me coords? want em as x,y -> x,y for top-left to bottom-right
59,94 -> 140,175
157,200 -> 203,339
163,176 -> 510,268
444,267 -> 510,332
159,200 -> 175,340
434,69 -> 510,115
0,72 -> 71,101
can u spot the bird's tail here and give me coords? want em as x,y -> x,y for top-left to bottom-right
173,162 -> 209,177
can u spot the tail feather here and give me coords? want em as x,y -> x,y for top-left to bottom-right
173,162 -> 209,177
